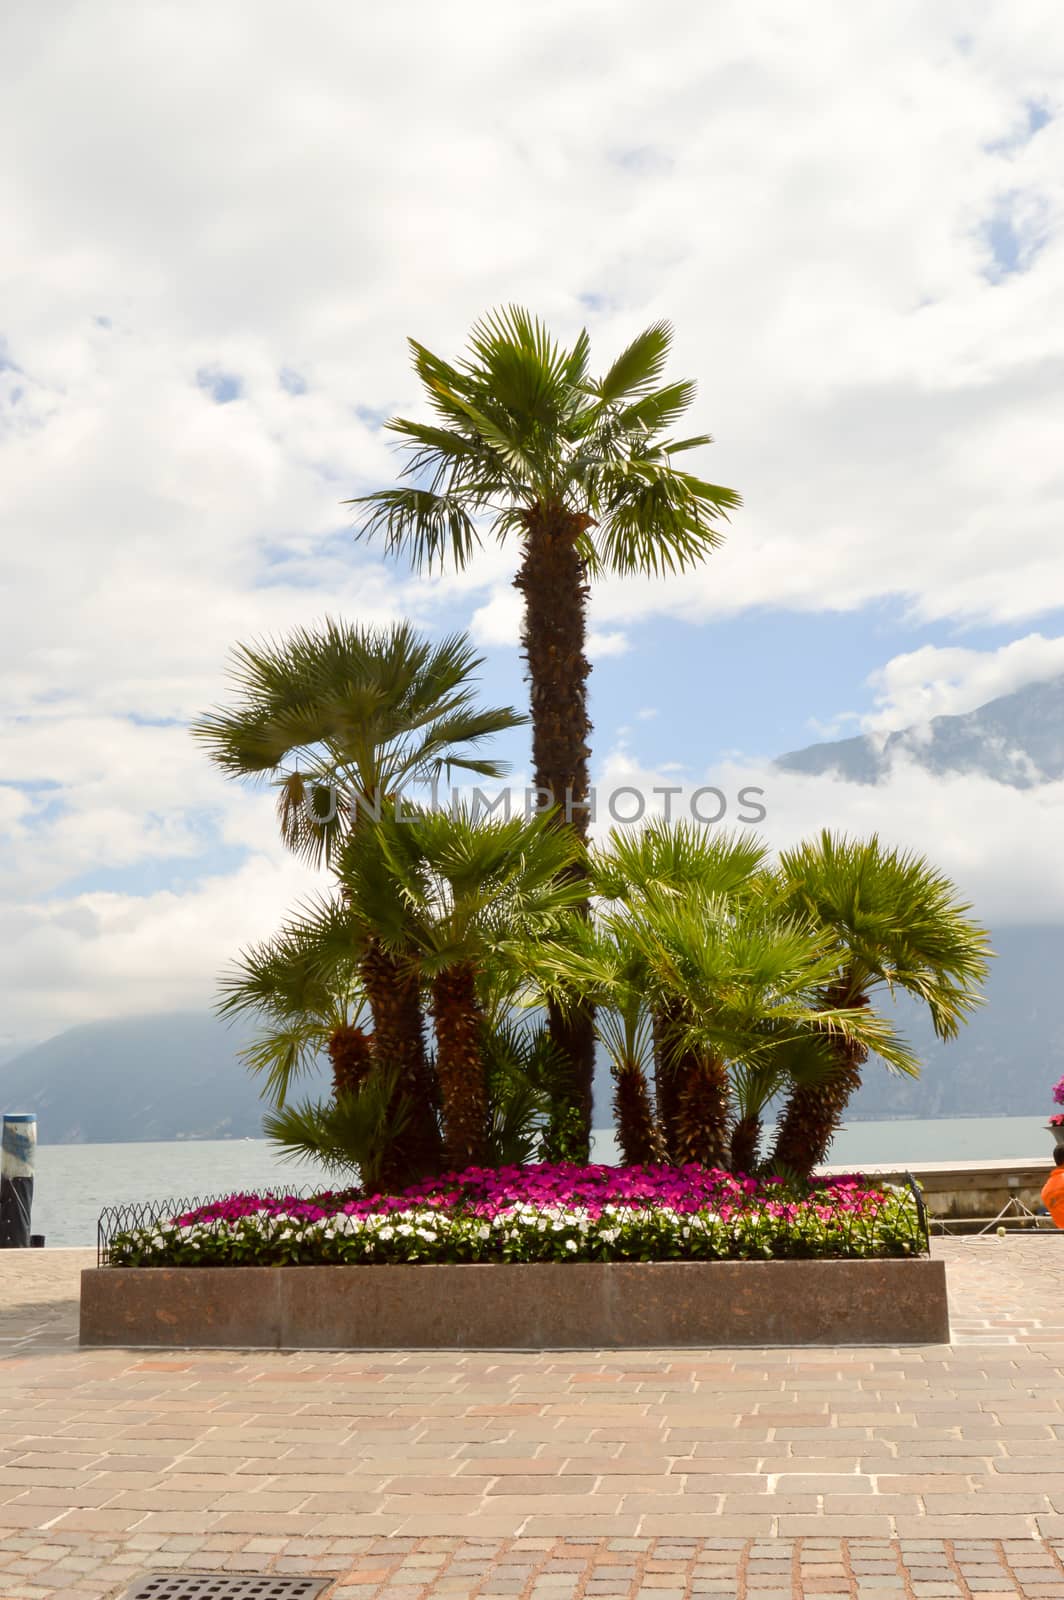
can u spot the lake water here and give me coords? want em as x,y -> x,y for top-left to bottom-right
17,1115 -> 1055,1247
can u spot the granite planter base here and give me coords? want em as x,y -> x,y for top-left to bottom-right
80,1258 -> 949,1349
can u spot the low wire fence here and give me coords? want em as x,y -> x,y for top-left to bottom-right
97,1187 -> 320,1265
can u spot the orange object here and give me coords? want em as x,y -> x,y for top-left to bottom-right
1041,1167 -> 1064,1229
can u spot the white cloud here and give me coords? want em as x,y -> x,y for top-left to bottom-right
1,851 -> 321,1046
861,633 -> 1064,732
592,745 -> 1064,928
588,630 -> 629,658
470,588 -> 522,650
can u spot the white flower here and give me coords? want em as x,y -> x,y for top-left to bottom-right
565,1240 -> 577,1252
378,1226 -> 394,1241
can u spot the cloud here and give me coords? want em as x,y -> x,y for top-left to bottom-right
0,850 -> 321,1046
861,633 -> 1064,731
588,630 -> 629,658
592,744 -> 1064,928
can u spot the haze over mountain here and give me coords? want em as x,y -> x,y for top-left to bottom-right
0,1012 -> 326,1144
1,930 -> 1059,1142
777,674 -> 1064,788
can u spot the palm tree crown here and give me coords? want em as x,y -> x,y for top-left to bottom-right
349,306 -> 740,578
192,618 -> 524,867
773,830 -> 992,1033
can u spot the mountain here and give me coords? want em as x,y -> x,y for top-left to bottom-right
3,927 -> 1062,1142
0,1012 -> 326,1144
841,924 -> 1064,1119
776,673 -> 1064,787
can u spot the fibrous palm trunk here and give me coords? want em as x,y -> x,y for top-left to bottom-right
652,1004 -> 695,1161
358,938 -> 440,1184
673,1054 -> 732,1169
772,989 -> 869,1179
430,961 -> 488,1169
327,1024 -> 374,1098
730,1114 -> 762,1175
613,1064 -> 664,1166
515,504 -> 596,1156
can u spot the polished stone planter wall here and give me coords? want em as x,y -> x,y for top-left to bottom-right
80,1258 -> 949,1348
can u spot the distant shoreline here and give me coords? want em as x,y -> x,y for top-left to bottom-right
26,1111 -> 1053,1147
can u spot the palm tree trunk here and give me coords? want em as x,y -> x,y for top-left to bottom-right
430,961 -> 488,1168
358,938 -> 440,1184
652,1004 -> 691,1161
515,504 -> 596,1155
730,1114 -> 762,1175
772,989 -> 870,1178
613,1064 -> 664,1165
673,1054 -> 732,1168
327,1025 -> 374,1098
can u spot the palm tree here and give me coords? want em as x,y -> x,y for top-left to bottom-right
216,899 -> 421,1192
341,805 -> 585,1169
193,619 -> 524,865
194,619 -> 524,1179
350,308 -> 740,1152
594,823 -> 769,1161
547,884 -> 915,1172
216,895 -> 369,1107
588,952 -> 664,1167
770,831 -> 992,1177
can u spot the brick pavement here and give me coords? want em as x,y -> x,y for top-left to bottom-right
2,1240 -> 1064,1597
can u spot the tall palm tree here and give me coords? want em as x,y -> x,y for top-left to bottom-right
770,831 -> 992,1177
350,307 -> 740,1152
341,805 -> 585,1169
194,619 -> 524,1179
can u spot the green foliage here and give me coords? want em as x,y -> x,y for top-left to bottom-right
772,829 -> 993,1029
192,620 -> 524,866
480,1019 -> 564,1167
349,306 -> 740,580
216,895 -> 366,1105
262,1067 -> 414,1194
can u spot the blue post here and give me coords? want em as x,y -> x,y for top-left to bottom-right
0,1114 -> 36,1248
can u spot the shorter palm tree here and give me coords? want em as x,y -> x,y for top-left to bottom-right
195,619 -> 524,1178
193,619 -> 525,865
592,823 -> 770,1161
770,832 -> 992,1177
216,896 -> 369,1107
263,1066 -> 411,1197
339,806 -> 586,1169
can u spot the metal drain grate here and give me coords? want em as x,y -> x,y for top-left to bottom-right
122,1578 -> 333,1600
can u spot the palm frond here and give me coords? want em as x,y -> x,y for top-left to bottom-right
593,320 -> 673,401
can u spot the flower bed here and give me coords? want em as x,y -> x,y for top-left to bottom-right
105,1162 -> 926,1268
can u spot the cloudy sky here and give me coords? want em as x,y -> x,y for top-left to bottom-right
2,1 -> 1063,1052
